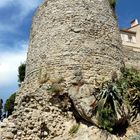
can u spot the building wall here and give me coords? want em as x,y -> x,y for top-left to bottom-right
123,46 -> 140,70
121,32 -> 136,43
129,25 -> 140,44
121,24 -> 140,70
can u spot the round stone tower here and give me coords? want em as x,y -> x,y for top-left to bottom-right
1,1 -> 132,140
25,0 -> 124,87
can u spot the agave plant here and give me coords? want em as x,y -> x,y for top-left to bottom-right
96,68 -> 140,132
98,82 -> 122,112
97,82 -> 127,131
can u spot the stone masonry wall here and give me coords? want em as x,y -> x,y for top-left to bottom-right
25,0 -> 124,88
123,46 -> 140,70
0,0 -> 130,140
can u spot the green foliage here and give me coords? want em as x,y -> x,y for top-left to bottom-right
0,99 -> 3,120
49,77 -> 65,94
108,0 -> 116,9
97,68 -> 140,132
97,82 -> 122,132
18,63 -> 26,83
98,106 -> 116,132
4,93 -> 16,117
117,68 -> 140,119
50,83 -> 64,94
108,0 -> 117,18
0,99 -> 3,109
118,68 -> 140,91
99,82 -> 122,105
69,124 -> 80,135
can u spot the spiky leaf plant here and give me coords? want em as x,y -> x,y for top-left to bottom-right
97,82 -> 126,132
96,68 -> 140,132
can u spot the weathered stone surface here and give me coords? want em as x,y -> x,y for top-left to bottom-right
2,0 -> 139,140
52,123 -> 139,140
69,84 -> 98,125
3,132 -> 14,139
0,83 -> 76,140
123,46 -> 140,70
25,0 -> 124,89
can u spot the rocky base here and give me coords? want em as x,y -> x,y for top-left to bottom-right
0,83 -> 75,140
1,82 -> 140,140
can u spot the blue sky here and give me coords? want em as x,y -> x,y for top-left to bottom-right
117,0 -> 140,28
0,0 -> 140,102
0,0 -> 43,102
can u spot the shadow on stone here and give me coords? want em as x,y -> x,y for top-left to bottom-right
112,119 -> 129,136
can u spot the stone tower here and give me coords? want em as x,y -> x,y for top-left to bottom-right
25,0 -> 123,89
0,0 -> 128,140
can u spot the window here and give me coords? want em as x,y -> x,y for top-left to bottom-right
121,32 -> 136,43
128,35 -> 132,42
127,35 -> 136,43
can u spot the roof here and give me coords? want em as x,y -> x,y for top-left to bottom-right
127,24 -> 140,30
120,29 -> 136,35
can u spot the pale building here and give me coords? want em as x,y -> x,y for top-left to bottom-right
120,19 -> 140,69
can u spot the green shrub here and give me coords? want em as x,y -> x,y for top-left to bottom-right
49,77 -> 65,94
4,93 -> 16,117
97,106 -> 116,132
117,68 -> 140,91
117,68 -> 140,120
69,124 -> 80,135
108,0 -> 116,9
97,82 -> 122,132
50,83 -> 64,94
18,63 -> 26,84
0,99 -> 3,120
97,68 -> 140,132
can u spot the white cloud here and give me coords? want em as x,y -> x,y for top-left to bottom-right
0,42 -> 28,88
0,0 -> 13,8
11,0 -> 43,22
0,1 -> 43,100
0,0 -> 42,9
0,0 -> 43,33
